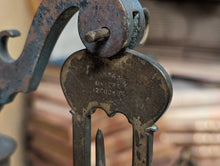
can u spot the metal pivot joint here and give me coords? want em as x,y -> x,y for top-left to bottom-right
0,0 -> 171,166
0,0 -> 148,108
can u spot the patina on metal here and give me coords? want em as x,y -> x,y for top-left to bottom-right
140,8 -> 150,45
0,134 -> 16,166
95,126 -> 158,166
85,28 -> 110,43
0,0 -> 168,165
145,125 -> 158,166
0,0 -> 147,108
61,49 -> 172,166
96,129 -> 106,166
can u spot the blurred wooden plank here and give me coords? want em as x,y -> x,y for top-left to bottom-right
32,99 -> 71,119
28,109 -> 72,143
193,145 -> 220,158
164,105 -> 220,121
161,132 -> 220,145
136,46 -> 220,83
30,138 -> 73,166
161,120 -> 220,132
33,81 -> 67,106
28,127 -> 72,159
27,152 -> 54,166
197,159 -> 220,166
140,0 -> 220,49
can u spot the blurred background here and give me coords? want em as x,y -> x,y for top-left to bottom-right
0,0 -> 220,166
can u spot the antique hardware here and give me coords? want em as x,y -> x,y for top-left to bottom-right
95,128 -> 106,166
61,49 -> 172,166
0,134 -> 16,166
0,0 -> 147,108
0,0 -> 172,165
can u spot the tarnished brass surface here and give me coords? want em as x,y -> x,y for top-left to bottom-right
0,0 -> 146,108
61,49 -> 172,165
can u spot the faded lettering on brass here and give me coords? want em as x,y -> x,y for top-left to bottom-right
92,72 -> 127,97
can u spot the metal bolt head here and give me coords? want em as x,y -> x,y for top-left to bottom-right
85,28 -> 110,43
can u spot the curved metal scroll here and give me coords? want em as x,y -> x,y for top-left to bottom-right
0,0 -> 146,107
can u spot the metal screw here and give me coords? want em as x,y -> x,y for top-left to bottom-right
85,28 -> 110,43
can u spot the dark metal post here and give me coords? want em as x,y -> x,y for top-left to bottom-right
145,125 -> 158,166
0,134 -> 16,166
96,129 -> 106,166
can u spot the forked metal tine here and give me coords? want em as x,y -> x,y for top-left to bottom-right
145,125 -> 158,166
95,125 -> 158,166
96,128 -> 106,166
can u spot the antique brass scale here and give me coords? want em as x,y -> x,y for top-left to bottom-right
0,0 -> 172,165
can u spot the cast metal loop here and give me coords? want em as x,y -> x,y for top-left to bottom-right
0,30 -> 20,63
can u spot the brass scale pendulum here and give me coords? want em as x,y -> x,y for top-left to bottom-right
0,0 -> 172,166
61,49 -> 172,166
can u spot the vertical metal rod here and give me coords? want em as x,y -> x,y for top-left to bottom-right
145,125 -> 158,166
96,128 -> 106,166
70,110 -> 91,166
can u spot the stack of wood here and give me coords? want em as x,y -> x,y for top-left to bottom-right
137,0 -> 220,83
158,80 -> 220,166
136,1 -> 220,164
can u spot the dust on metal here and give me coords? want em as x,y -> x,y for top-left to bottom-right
61,49 -> 172,166
0,0 -> 146,108
145,125 -> 159,166
0,0 -> 170,166
85,28 -> 110,43
96,129 -> 106,166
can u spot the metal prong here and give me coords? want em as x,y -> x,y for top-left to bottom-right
0,30 -> 21,63
85,28 -> 110,43
140,8 -> 150,45
145,125 -> 158,166
96,128 -> 106,166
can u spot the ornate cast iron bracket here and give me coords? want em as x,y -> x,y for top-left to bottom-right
0,0 -> 148,108
0,0 -> 172,166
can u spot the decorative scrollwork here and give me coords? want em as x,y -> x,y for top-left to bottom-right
0,0 -> 146,107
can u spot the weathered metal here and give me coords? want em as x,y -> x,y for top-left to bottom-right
0,0 -> 146,108
0,134 -> 16,166
96,129 -> 106,166
61,49 -> 172,166
85,28 -> 110,43
145,125 -> 158,166
0,1 -> 170,166
140,8 -> 150,45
